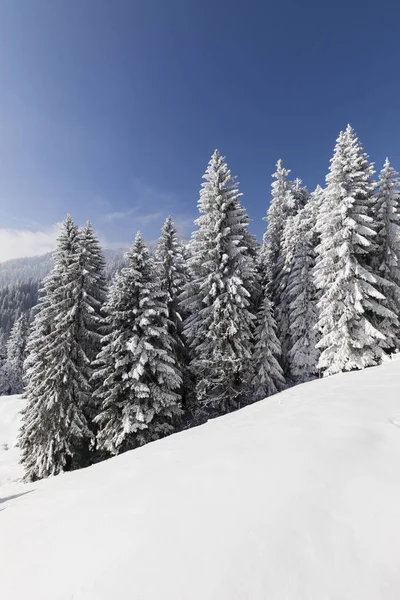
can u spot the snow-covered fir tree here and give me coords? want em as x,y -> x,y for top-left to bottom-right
1,313 -> 30,394
79,221 -> 108,364
369,159 -> 400,351
260,159 -> 295,284
260,161 -> 307,374
273,214 -> 297,375
286,203 -> 319,382
155,216 -> 188,400
314,125 -> 391,376
308,185 -> 325,248
291,178 -> 310,212
19,215 -> 102,481
251,289 -> 285,400
183,150 -> 257,414
0,332 -> 8,366
93,232 -> 182,455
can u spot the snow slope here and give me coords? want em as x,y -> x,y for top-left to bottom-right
0,394 -> 24,486
1,361 -> 400,599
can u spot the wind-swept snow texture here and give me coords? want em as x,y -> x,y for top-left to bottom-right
1,360 -> 400,599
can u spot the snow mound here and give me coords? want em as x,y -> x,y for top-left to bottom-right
1,362 -> 400,599
0,394 -> 24,486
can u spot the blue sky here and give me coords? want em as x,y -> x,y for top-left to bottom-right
0,0 -> 399,259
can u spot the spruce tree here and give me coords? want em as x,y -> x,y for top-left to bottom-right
182,150 -> 257,414
314,125 -> 391,376
291,178 -> 310,212
19,216 -> 96,480
93,232 -> 182,455
260,161 -> 307,374
286,203 -> 319,382
251,289 -> 285,400
79,221 -> 108,364
370,159 -> 400,351
3,313 -> 29,394
155,216 -> 188,391
259,159 -> 296,285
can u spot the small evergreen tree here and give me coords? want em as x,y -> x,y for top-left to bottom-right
314,125 -> 391,376
93,232 -> 182,455
182,150 -> 257,414
19,216 -> 96,481
251,289 -> 285,400
2,313 -> 30,394
370,159 -> 400,351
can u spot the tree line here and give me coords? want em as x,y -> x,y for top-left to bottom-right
18,124 -> 400,480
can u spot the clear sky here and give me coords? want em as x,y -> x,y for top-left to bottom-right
0,0 -> 399,259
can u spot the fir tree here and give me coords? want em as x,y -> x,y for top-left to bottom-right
273,214 -> 297,375
78,221 -> 108,364
251,289 -> 285,400
183,150 -> 257,414
19,216 -> 95,481
260,161 -> 307,374
259,159 -> 296,285
3,313 -> 29,394
155,217 -> 190,408
314,125 -> 391,376
286,203 -> 319,382
370,159 -> 400,351
0,332 -> 8,367
93,232 -> 182,455
291,178 -> 310,212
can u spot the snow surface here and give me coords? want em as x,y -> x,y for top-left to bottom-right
0,394 -> 24,486
1,361 -> 400,599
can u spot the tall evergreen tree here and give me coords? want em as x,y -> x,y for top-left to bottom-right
260,161 -> 307,374
370,159 -> 400,351
155,217 -> 191,408
273,214 -> 297,375
314,125 -> 391,376
93,233 -> 182,455
183,150 -> 257,414
19,216 -> 98,480
286,203 -> 319,382
251,289 -> 285,400
259,159 -> 296,285
79,221 -> 108,364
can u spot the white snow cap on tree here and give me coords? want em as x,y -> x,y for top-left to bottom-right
314,125 -> 391,376
183,149 -> 257,413
93,232 -> 182,455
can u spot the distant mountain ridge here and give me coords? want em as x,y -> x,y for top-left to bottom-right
0,248 -> 127,288
0,248 -> 127,338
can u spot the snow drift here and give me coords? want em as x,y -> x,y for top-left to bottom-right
1,361 -> 400,599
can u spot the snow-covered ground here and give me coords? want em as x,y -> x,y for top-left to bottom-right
1,361 -> 400,599
0,394 -> 24,486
